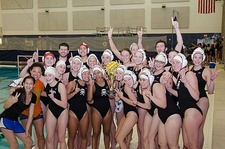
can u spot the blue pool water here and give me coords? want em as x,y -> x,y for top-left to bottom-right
0,67 -> 18,105
0,67 -> 26,148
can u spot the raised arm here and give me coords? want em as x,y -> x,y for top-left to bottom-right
3,92 -> 20,109
108,27 -> 122,60
172,17 -> 183,52
19,58 -> 34,78
205,69 -> 220,94
137,28 -> 144,49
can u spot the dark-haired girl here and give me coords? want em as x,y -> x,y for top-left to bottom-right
87,65 -> 113,149
66,66 -> 90,149
0,76 -> 36,149
20,62 -> 45,149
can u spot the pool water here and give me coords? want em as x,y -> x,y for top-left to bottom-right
0,67 -> 18,105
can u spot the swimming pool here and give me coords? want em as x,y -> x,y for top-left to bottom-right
0,67 -> 18,105
0,67 -> 25,149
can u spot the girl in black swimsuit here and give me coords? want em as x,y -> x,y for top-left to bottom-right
66,66 -> 90,149
166,53 -> 203,149
190,47 -> 219,148
115,70 -> 138,149
87,65 -> 112,149
63,55 -> 83,86
43,67 -> 68,149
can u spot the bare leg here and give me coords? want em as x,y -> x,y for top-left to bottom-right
165,114 -> 182,149
91,108 -> 103,149
57,109 -> 68,149
110,99 -> 117,149
197,98 -> 209,149
116,112 -> 138,149
137,107 -> 147,149
183,108 -> 203,149
68,111 -> 79,149
143,113 -> 152,149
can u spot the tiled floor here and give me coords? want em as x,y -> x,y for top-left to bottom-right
212,64 -> 225,149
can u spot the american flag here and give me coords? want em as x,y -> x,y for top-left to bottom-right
198,0 -> 215,14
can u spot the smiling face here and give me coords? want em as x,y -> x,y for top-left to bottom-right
56,64 -> 66,75
172,59 -> 182,72
139,78 -> 149,89
124,76 -> 134,88
81,71 -> 90,82
71,59 -> 82,72
23,78 -> 35,92
101,54 -> 111,65
79,45 -> 88,57
88,56 -> 98,68
93,70 -> 103,81
44,56 -> 55,67
156,42 -> 166,54
193,53 -> 203,66
133,52 -> 143,65
121,50 -> 131,65
58,45 -> 69,58
30,67 -> 42,80
116,70 -> 124,81
154,60 -> 165,71
44,72 -> 55,84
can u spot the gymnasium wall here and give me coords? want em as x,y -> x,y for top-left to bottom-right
0,0 -> 223,35
0,0 -> 223,62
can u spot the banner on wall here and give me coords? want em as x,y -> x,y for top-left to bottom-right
198,0 -> 215,14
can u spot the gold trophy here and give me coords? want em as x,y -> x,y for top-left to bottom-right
106,61 -> 119,95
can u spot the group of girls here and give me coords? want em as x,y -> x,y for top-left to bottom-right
0,17 -> 220,149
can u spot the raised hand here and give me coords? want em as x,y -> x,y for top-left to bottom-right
108,27 -> 113,40
179,69 -> 187,83
115,88 -> 123,99
171,17 -> 179,29
69,52 -> 73,63
33,48 -> 39,62
12,92 -> 21,103
211,69 -> 221,81
74,83 -> 80,94
88,77 -> 95,86
27,58 -> 34,67
137,28 -> 143,38
148,57 -> 155,68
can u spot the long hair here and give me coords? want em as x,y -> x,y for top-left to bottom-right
19,76 -> 35,103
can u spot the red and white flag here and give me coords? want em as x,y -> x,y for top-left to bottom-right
198,0 -> 215,14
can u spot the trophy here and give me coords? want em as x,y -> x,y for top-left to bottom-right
106,61 -> 119,95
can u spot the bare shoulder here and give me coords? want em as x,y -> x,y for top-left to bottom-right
189,65 -> 194,71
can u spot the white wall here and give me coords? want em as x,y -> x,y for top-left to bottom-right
0,0 -> 223,35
